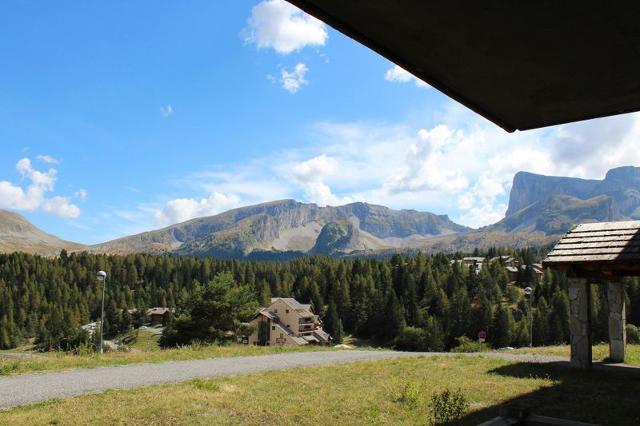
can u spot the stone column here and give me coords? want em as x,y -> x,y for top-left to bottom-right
568,277 -> 591,369
607,281 -> 626,363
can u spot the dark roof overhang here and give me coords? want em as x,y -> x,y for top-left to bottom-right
287,1 -> 640,132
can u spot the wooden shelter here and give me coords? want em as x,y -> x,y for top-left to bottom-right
543,221 -> 640,369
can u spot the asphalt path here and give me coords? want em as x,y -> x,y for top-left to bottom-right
0,350 -> 566,410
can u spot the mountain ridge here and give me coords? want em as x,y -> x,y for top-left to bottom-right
3,166 -> 640,258
0,210 -> 85,256
91,199 -> 469,258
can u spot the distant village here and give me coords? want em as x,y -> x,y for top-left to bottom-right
453,255 -> 544,282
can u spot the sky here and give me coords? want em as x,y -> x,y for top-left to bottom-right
2,0 -> 640,245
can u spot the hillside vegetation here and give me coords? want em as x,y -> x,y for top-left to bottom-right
2,250 -> 640,358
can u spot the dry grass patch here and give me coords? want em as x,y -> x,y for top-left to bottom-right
1,354 -> 638,425
0,341 -> 338,377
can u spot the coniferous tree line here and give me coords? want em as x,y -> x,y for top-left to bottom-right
0,248 -> 639,351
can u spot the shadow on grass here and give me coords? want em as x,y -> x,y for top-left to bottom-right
456,362 -> 640,426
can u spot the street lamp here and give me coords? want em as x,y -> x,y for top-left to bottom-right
524,286 -> 533,347
97,270 -> 107,354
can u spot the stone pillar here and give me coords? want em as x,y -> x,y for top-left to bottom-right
607,281 -> 626,363
568,277 -> 591,369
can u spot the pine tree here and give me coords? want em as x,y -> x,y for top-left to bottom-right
378,290 -> 405,345
490,304 -> 513,348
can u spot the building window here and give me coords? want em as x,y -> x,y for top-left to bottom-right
286,309 -> 289,314
274,309 -> 278,313
272,326 -> 275,331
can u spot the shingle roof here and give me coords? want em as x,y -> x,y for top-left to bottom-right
544,221 -> 640,265
543,221 -> 640,276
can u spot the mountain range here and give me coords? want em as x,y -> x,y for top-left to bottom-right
0,210 -> 84,256
2,166 -> 639,258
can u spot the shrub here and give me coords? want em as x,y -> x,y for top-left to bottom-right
0,360 -> 20,376
430,388 -> 469,425
192,379 -> 220,392
390,382 -> 420,408
450,336 -> 490,353
396,327 -> 428,351
627,324 -> 640,344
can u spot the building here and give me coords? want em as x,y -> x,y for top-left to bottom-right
490,256 -> 518,268
146,307 -> 172,326
246,298 -> 331,346
505,266 -> 520,282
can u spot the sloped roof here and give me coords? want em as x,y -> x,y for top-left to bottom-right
146,307 -> 171,316
271,297 -> 313,312
287,1 -> 640,132
543,221 -> 640,277
257,309 -> 277,320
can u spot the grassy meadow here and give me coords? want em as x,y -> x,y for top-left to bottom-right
1,354 -> 639,425
508,343 -> 640,366
0,329 -> 337,376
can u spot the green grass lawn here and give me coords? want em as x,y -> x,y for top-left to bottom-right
1,355 -> 638,425
508,343 -> 640,366
0,330 -> 339,377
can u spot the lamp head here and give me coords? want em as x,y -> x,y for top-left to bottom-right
524,286 -> 532,296
97,270 -> 107,280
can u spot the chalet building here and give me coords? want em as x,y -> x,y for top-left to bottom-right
452,255 -> 545,283
492,256 -> 518,268
505,266 -> 520,282
146,307 -> 172,325
451,257 -> 485,274
246,298 -> 331,346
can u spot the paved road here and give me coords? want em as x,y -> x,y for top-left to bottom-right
0,350 -> 566,410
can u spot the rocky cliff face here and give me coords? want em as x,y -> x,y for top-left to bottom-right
506,172 -> 600,216
501,166 -> 640,234
91,200 -> 470,258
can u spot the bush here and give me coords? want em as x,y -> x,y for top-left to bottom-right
396,320 -> 445,352
192,378 -> 220,392
396,327 -> 428,351
627,324 -> 640,344
430,388 -> 469,425
450,336 -> 490,353
390,382 -> 421,408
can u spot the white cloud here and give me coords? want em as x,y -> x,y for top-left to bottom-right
117,102 -> 640,232
36,154 -> 60,164
75,189 -> 88,201
281,63 -> 308,93
244,0 -> 328,54
385,65 -> 430,89
289,154 -> 351,206
154,192 -> 241,226
292,154 -> 337,182
42,196 -> 81,218
161,104 -> 174,118
386,125 -> 470,193
0,158 -> 80,218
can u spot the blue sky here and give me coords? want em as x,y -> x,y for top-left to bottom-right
2,0 -> 640,244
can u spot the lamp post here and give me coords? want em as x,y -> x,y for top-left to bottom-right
524,286 -> 533,347
97,270 -> 107,354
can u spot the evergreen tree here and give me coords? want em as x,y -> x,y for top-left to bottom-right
490,305 -> 513,348
377,290 -> 405,344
